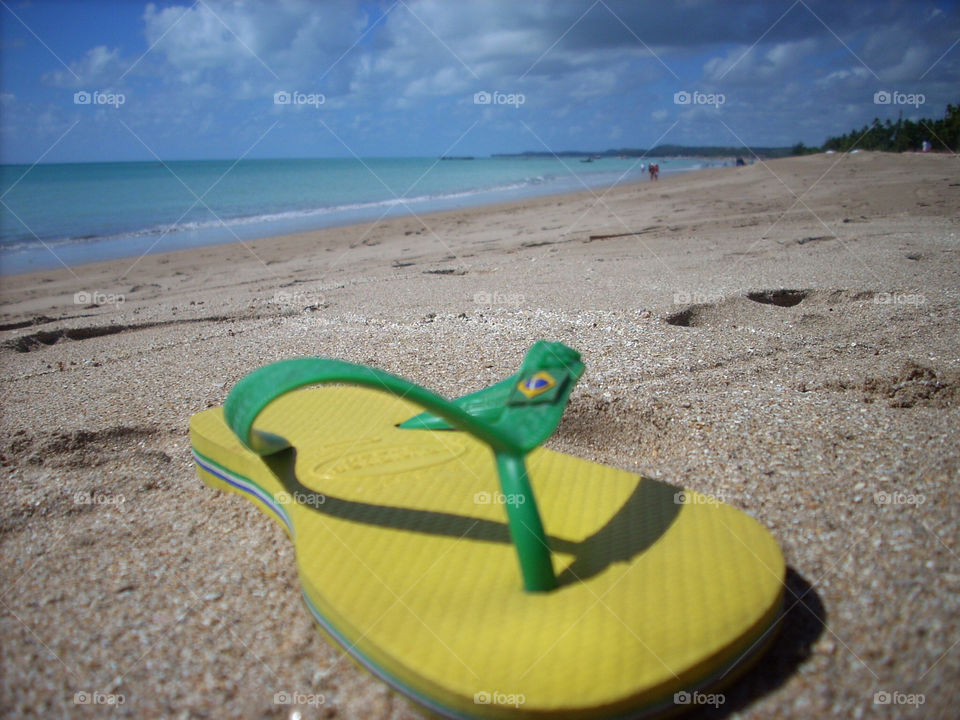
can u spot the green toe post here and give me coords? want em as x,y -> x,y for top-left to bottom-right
496,453 -> 556,591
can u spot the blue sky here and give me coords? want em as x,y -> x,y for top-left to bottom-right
1,0 -> 958,163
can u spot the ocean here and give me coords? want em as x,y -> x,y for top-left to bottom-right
0,155 -> 710,275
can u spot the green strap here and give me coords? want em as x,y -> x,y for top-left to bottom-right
223,341 -> 584,592
399,340 -> 585,436
397,374 -> 517,430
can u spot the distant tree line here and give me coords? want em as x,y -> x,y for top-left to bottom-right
493,144 -> 793,159
494,100 -> 959,159
638,144 -> 795,158
820,102 -> 959,153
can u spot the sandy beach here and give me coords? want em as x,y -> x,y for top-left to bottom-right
1,151 -> 958,718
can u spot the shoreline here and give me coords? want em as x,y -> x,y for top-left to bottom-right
0,165 -> 679,309
0,175 -> 644,282
1,156 -> 712,278
0,150 -> 951,303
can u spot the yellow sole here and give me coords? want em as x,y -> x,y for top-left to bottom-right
190,386 -> 785,718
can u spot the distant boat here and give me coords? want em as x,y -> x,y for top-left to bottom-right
580,157 -> 594,163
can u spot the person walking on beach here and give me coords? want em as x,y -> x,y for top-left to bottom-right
649,163 -> 659,181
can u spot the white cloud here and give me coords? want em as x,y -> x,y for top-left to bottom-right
42,45 -> 126,88
704,38 -> 822,82
403,66 -> 470,99
141,0 -> 365,93
878,45 -> 931,83
818,67 -> 870,84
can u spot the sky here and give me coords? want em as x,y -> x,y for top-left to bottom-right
0,0 -> 958,163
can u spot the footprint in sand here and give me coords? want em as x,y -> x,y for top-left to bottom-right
2,426 -> 173,534
2,315 -> 238,353
745,289 -> 808,307
665,288 -> 811,327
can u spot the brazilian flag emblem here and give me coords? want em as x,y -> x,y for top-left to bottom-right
509,370 -> 567,405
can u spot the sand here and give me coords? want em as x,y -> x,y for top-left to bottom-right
1,151 -> 958,719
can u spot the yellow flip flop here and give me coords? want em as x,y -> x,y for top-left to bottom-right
189,341 -> 784,718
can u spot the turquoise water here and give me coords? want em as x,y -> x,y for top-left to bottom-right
0,156 -> 708,275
